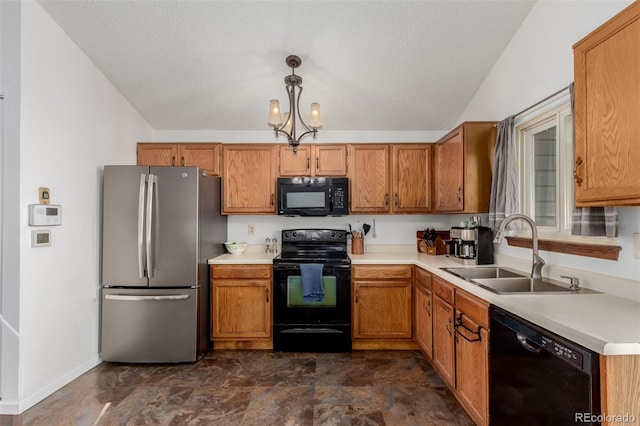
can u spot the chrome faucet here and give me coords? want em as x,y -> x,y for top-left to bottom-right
493,214 -> 545,279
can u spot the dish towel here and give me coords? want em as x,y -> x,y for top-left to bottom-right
300,263 -> 324,302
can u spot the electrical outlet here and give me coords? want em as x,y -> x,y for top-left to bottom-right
248,224 -> 255,236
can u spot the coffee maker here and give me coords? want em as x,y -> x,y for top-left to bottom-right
447,226 -> 493,265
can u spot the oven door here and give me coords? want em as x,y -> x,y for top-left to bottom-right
273,263 -> 351,324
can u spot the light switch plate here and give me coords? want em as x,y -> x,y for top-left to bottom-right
31,229 -> 51,247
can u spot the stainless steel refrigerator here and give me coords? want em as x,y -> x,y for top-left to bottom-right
101,165 -> 227,363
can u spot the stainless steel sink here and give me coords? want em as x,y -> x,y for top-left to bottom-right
440,267 -> 600,295
472,277 -> 577,294
441,267 -> 527,280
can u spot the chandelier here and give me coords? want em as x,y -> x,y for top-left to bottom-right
268,55 -> 322,153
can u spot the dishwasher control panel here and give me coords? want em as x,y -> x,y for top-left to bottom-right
542,336 -> 583,369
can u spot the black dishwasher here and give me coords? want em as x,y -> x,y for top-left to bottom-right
490,306 -> 600,426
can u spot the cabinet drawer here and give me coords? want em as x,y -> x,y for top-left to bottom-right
352,265 -> 412,280
455,289 -> 489,329
415,267 -> 432,291
211,265 -> 272,279
432,275 -> 455,304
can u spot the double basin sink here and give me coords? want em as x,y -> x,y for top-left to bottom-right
441,267 -> 598,295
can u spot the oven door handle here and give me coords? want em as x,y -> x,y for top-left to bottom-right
280,328 -> 345,334
517,333 -> 541,353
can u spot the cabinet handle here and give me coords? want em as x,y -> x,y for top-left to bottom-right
271,193 -> 275,206
266,289 -> 270,303
426,300 -> 431,317
457,187 -> 462,203
394,193 -> 399,207
384,193 -> 389,206
316,157 -> 320,170
574,156 -> 583,187
181,156 -> 185,166
306,157 -> 310,171
446,317 -> 452,336
171,156 -> 176,166
355,289 -> 359,304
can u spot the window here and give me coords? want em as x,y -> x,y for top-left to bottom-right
515,95 -> 573,236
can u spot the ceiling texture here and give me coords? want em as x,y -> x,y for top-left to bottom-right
38,0 -> 536,132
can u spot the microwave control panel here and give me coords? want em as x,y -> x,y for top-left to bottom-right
332,186 -> 347,209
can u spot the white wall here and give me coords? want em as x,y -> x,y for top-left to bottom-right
0,1 -> 153,414
459,0 -> 640,282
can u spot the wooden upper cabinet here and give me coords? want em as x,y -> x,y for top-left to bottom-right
392,144 -> 432,213
573,1 -> 640,206
137,143 -> 179,167
315,145 -> 347,176
434,122 -> 496,213
278,144 -> 347,177
222,144 -> 277,214
137,143 -> 221,175
347,144 -> 392,213
180,143 -> 221,176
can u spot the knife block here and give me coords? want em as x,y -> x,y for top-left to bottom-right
416,230 -> 449,255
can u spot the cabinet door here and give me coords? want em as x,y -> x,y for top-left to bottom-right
455,312 -> 489,426
315,145 -> 347,176
392,144 -> 432,213
432,295 -> 455,388
348,144 -> 391,213
137,143 -> 178,167
414,283 -> 433,359
222,145 -> 277,214
212,280 -> 271,339
352,280 -> 412,339
434,130 -> 464,212
279,145 -> 313,176
573,2 -> 640,206
179,143 -> 221,175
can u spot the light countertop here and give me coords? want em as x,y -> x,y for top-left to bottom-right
209,248 -> 640,356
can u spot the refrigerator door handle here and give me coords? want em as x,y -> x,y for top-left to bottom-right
138,173 -> 147,278
146,173 -> 155,278
105,294 -> 190,301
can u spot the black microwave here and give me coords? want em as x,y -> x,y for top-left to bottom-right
277,177 -> 349,216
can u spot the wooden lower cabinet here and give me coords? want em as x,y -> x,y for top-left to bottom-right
210,264 -> 272,349
414,268 -> 433,359
352,265 -> 416,349
432,293 -> 456,388
430,274 -> 489,426
454,311 -> 489,426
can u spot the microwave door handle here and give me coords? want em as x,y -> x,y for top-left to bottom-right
137,173 -> 147,279
145,173 -> 155,278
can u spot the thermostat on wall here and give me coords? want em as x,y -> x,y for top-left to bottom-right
31,229 -> 51,247
29,204 -> 62,226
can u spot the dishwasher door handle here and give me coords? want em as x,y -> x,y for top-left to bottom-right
517,333 -> 541,353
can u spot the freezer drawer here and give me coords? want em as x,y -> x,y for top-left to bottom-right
101,288 -> 198,363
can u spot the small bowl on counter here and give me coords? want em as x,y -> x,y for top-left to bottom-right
224,242 -> 248,255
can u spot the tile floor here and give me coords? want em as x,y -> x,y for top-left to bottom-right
2,350 -> 473,425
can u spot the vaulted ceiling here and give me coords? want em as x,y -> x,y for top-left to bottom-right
39,0 -> 536,132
